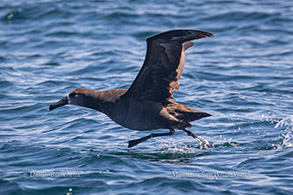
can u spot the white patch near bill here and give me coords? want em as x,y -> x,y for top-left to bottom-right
67,93 -> 71,104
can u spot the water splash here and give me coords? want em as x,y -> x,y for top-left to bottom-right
275,115 -> 293,148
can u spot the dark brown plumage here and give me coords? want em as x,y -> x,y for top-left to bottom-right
49,29 -> 214,148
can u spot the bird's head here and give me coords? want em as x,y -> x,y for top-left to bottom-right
49,88 -> 88,111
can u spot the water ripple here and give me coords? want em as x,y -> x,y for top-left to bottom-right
0,0 -> 292,194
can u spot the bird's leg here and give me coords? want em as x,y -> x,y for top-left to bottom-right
182,128 -> 210,149
128,129 -> 175,148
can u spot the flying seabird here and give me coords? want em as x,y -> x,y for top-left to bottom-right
49,29 -> 214,148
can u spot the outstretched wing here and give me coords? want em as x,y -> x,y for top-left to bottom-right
122,29 -> 214,104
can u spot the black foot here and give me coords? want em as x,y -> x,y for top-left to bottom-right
128,129 -> 175,148
183,128 -> 211,149
128,139 -> 143,148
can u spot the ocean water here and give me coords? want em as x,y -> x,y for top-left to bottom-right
0,0 -> 292,194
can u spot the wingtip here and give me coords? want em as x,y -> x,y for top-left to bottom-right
205,32 -> 215,38
191,30 -> 214,40
147,29 -> 214,43
205,113 -> 212,117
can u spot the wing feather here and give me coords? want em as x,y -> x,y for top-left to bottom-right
122,29 -> 214,104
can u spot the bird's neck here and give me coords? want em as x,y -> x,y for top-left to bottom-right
76,89 -> 126,113
76,90 -> 107,113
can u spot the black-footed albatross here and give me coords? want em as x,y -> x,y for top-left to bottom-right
49,29 -> 214,148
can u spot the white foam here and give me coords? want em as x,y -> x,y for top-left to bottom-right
275,115 -> 293,147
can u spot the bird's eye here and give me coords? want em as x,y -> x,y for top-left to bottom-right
69,93 -> 82,98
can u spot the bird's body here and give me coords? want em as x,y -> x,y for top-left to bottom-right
66,88 -> 209,131
50,29 -> 214,147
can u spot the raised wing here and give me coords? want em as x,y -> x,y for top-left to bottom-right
122,29 -> 214,104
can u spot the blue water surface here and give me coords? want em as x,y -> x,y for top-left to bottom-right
0,0 -> 292,194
